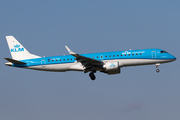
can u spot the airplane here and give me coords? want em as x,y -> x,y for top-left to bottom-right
4,36 -> 176,80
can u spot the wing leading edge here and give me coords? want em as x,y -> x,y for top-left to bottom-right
65,46 -> 103,64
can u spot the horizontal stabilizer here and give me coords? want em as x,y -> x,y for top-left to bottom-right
4,58 -> 26,64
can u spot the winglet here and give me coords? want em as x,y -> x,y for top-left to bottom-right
65,46 -> 76,55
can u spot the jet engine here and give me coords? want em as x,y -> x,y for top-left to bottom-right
103,61 -> 122,75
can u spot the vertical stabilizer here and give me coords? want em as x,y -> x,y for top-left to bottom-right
6,36 -> 41,60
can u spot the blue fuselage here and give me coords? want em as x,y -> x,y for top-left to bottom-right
13,48 -> 176,70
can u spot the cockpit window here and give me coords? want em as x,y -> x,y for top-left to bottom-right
161,51 -> 168,53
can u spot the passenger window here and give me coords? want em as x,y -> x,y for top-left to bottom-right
48,59 -> 50,62
121,54 -> 122,56
117,55 -> 119,57
128,54 -> 130,56
56,60 -> 58,61
113,55 -> 115,57
140,53 -> 142,55
132,54 -> 134,55
136,53 -> 138,55
109,55 -> 111,57
70,58 -> 72,60
105,56 -> 107,57
52,60 -> 54,62
63,59 -> 65,61
97,56 -> 98,58
124,54 -> 126,56
67,59 -> 69,61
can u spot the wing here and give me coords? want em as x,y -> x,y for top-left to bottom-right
65,46 -> 103,71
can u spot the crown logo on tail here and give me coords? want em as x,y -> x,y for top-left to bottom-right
14,44 -> 20,48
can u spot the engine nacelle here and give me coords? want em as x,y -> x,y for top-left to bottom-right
103,61 -> 121,75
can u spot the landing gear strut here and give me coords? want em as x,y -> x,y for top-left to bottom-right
89,72 -> 96,80
155,63 -> 160,73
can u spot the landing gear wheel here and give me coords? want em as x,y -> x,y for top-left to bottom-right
156,69 -> 160,73
89,72 -> 96,80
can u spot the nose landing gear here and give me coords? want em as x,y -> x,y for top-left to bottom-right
155,63 -> 160,73
89,72 -> 96,80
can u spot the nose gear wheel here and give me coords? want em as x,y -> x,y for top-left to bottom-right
156,69 -> 160,73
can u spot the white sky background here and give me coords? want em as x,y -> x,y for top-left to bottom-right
0,1 -> 179,120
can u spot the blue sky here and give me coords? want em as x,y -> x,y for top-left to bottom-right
0,1 -> 179,120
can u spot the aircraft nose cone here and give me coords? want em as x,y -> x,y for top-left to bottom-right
173,56 -> 176,61
170,55 -> 176,61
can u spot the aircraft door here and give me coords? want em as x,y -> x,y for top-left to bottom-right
152,51 -> 156,58
41,59 -> 46,67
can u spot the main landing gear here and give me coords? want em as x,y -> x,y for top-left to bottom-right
155,63 -> 160,73
89,72 -> 96,80
88,66 -> 96,80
